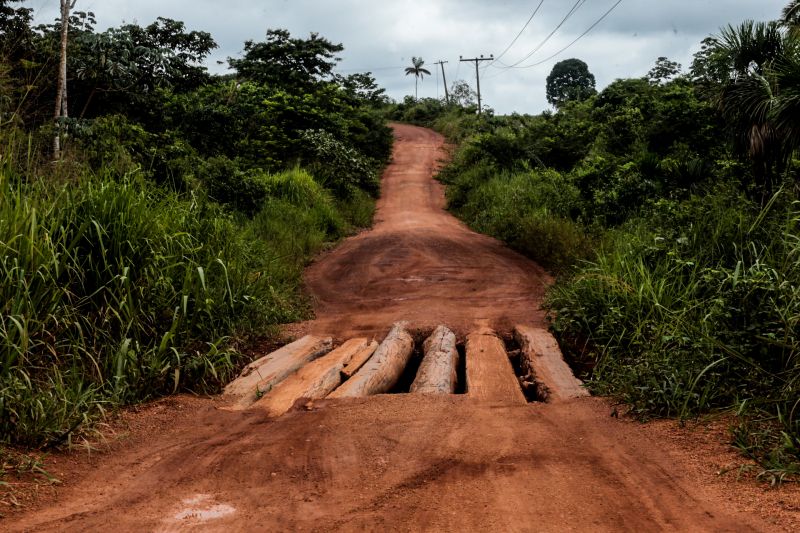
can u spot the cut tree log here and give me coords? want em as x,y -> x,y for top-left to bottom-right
224,335 -> 332,409
514,325 -> 588,402
340,341 -> 380,380
328,322 -> 414,398
465,327 -> 526,405
253,338 -> 375,417
410,325 -> 458,394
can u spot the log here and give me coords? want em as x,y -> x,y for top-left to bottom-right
340,341 -> 380,379
224,335 -> 333,409
465,328 -> 526,405
253,338 -> 372,417
514,325 -> 588,402
328,322 -> 414,398
410,325 -> 459,394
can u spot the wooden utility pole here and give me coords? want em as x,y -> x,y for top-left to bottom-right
434,60 -> 449,104
459,54 -> 493,115
54,0 -> 77,161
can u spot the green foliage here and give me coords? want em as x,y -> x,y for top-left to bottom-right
547,187 -> 800,474
432,5 -> 800,478
0,162 -> 363,446
300,130 -> 381,198
0,7 -> 389,447
229,29 -> 342,90
647,57 -> 683,84
441,162 -> 590,271
701,19 -> 800,198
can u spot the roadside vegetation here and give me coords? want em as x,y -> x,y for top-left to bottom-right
0,1 -> 392,448
414,5 -> 800,481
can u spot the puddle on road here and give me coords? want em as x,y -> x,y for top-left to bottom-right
168,494 -> 236,524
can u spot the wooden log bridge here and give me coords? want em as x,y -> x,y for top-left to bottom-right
410,325 -> 459,394
224,335 -> 333,409
253,338 -> 378,417
328,322 -> 414,398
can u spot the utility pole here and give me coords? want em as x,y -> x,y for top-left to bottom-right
459,54 -> 493,115
434,60 -> 449,104
54,0 -> 77,161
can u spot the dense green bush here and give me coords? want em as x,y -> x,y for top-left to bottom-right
1,9 -> 391,451
546,187 -> 799,477
442,166 -> 589,270
0,163 -> 361,446
300,129 -> 381,198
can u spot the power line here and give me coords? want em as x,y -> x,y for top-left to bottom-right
484,0 -> 623,80
504,0 -> 587,68
512,0 -> 623,69
484,0 -> 545,69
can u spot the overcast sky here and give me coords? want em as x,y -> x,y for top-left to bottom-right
25,0 -> 789,114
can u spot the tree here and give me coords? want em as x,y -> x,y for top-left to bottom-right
71,17 -> 216,118
709,20 -> 800,199
0,0 -> 33,54
229,29 -> 343,90
783,1 -> 800,35
404,56 -> 430,100
690,37 -> 730,87
546,58 -> 596,109
335,72 -> 387,106
647,56 -> 682,84
449,80 -> 477,108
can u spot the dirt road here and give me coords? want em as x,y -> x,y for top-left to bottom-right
304,124 -> 550,339
5,125 -> 779,531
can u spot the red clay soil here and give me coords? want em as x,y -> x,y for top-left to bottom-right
4,124 -> 797,532
302,124 -> 551,340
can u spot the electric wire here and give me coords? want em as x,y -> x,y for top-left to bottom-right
485,0 -> 623,79
513,0 -> 623,69
503,0 -> 587,68
483,0 -> 545,70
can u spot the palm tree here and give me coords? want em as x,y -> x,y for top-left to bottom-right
711,20 -> 800,199
405,56 -> 431,100
783,1 -> 800,35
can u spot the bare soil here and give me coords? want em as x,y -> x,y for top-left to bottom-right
302,124 -> 551,340
4,124 -> 797,532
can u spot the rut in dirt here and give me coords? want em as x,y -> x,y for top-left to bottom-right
303,124 -> 551,339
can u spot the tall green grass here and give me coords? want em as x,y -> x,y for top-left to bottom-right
547,187 -> 800,479
442,163 -> 591,270
0,164 -> 371,447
